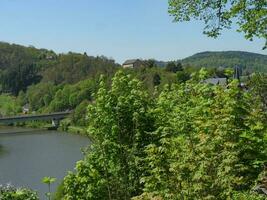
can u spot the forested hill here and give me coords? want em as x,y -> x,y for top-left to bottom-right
0,42 -> 56,69
181,51 -> 267,73
0,42 -> 266,95
0,42 -> 119,95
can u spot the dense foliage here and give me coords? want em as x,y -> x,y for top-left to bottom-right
0,42 -> 119,95
249,73 -> 267,111
168,0 -> 267,48
0,184 -> 39,200
165,62 -> 183,73
41,53 -> 119,85
141,70 -> 266,199
63,72 -> 155,199
0,94 -> 21,117
60,70 -> 267,199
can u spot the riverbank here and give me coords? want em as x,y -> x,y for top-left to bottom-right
0,121 -> 88,137
62,125 -> 87,135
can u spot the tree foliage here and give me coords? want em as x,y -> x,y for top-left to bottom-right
0,184 -> 39,200
153,73 -> 161,86
0,42 -> 119,95
249,73 -> 267,111
141,71 -> 266,199
168,0 -> 267,48
0,94 -> 21,117
165,62 -> 183,73
62,69 -> 267,199
71,100 -> 90,126
0,63 -> 41,95
63,71 -> 155,199
41,53 -> 119,85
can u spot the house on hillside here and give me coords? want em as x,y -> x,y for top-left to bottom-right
204,78 -> 227,85
122,59 -> 143,68
22,104 -> 30,114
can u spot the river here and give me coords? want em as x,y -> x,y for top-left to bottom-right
0,126 -> 90,199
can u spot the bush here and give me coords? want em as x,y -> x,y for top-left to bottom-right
0,184 -> 39,200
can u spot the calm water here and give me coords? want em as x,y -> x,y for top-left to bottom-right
0,126 -> 90,199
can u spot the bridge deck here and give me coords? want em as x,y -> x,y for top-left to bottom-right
0,111 -> 71,124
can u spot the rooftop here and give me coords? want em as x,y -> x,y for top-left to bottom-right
123,59 -> 141,65
204,78 -> 227,85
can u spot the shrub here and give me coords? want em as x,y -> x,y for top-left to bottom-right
0,184 -> 39,200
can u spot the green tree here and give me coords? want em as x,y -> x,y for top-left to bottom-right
249,73 -> 267,110
140,70 -> 267,199
0,94 -> 21,116
63,71 -> 155,199
0,63 -> 41,95
168,0 -> 267,48
153,73 -> 161,86
176,71 -> 190,83
26,82 -> 57,111
144,59 -> 157,68
165,61 -> 183,73
71,100 -> 90,126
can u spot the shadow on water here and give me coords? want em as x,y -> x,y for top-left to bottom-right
0,144 -> 8,156
0,127 -> 48,136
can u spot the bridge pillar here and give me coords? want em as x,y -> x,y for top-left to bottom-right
52,119 -> 60,128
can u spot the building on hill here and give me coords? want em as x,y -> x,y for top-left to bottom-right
122,59 -> 143,68
22,104 -> 30,114
204,78 -> 227,85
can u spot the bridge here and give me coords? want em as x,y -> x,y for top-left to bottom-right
0,111 -> 72,128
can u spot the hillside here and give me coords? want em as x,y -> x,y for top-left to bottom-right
181,51 -> 267,73
0,42 -> 266,95
0,42 -> 119,94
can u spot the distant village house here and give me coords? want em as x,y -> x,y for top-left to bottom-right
22,104 -> 30,114
122,59 -> 143,68
204,78 -> 227,85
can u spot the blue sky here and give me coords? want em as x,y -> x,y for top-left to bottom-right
0,0 -> 265,63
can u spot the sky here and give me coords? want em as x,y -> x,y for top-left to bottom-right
0,0 -> 266,63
